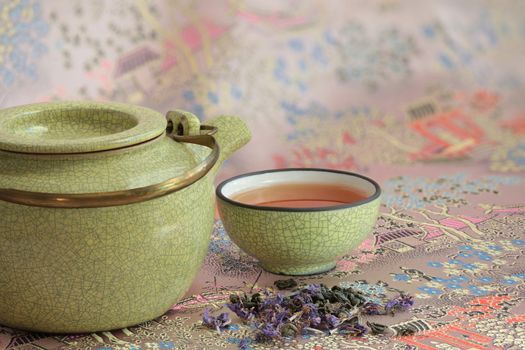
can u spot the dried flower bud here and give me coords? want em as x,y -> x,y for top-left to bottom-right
361,301 -> 384,315
238,338 -> 251,350
367,321 -> 388,335
202,308 -> 231,333
274,278 -> 298,290
338,321 -> 367,337
203,283 -> 413,347
280,323 -> 299,338
229,294 -> 240,304
260,324 -> 280,338
385,294 -> 415,315
396,326 -> 416,336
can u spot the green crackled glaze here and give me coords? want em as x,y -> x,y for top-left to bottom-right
217,171 -> 381,276
0,101 -> 250,333
0,102 -> 167,154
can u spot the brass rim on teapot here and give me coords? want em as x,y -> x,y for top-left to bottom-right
0,125 -> 220,208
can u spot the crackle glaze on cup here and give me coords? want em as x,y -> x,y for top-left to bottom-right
0,101 -> 250,333
216,169 -> 381,276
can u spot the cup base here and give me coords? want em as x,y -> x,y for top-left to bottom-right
260,261 -> 336,276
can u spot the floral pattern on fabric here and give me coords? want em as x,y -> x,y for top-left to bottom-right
1,0 -> 524,349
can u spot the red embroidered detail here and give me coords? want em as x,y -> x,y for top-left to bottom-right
410,109 -> 484,159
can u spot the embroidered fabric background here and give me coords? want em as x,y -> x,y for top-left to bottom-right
0,1 -> 524,349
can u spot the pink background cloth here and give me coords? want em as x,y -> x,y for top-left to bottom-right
0,1 -> 524,349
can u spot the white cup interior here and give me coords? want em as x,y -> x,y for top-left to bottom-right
220,169 -> 378,201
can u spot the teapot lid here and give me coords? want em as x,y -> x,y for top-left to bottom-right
0,101 -> 167,154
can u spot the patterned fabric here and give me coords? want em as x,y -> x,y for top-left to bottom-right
0,0 -> 524,349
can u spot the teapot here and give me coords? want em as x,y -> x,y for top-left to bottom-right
0,101 -> 250,332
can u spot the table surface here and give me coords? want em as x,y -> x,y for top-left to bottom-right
1,0 -> 525,349
1,198 -> 524,350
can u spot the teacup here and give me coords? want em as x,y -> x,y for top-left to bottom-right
216,168 -> 381,275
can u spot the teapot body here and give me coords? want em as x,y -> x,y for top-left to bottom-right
0,102 -> 250,332
0,175 -> 214,332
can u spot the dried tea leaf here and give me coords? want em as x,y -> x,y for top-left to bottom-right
367,321 -> 388,335
274,278 -> 298,290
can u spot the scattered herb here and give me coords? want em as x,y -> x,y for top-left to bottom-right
396,325 -> 417,336
338,320 -> 367,337
280,323 -> 299,337
274,278 -> 298,290
238,338 -> 251,350
367,321 -> 388,335
202,308 -> 231,333
361,301 -> 384,315
385,294 -> 414,315
202,283 -> 414,348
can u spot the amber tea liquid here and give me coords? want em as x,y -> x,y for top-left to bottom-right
232,183 -> 367,208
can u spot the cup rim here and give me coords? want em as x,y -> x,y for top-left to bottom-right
216,168 -> 381,212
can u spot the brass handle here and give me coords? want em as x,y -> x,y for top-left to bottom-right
0,125 -> 219,208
